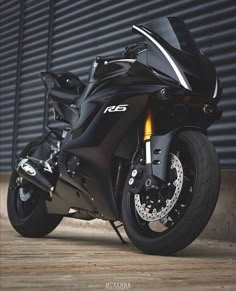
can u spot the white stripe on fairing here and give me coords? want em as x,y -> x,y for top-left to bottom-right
213,78 -> 218,98
145,141 -> 151,164
133,25 -> 190,90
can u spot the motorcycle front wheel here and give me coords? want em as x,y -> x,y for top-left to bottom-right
122,130 -> 220,255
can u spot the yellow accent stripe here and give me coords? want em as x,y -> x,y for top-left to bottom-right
144,111 -> 153,141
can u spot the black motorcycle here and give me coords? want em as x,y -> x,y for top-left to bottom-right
8,17 -> 222,255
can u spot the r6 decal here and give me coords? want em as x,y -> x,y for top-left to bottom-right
104,104 -> 128,113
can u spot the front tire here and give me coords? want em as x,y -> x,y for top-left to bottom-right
122,130 -> 220,255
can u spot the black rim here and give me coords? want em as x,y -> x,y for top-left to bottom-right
11,144 -> 41,219
128,139 -> 197,238
11,173 -> 39,219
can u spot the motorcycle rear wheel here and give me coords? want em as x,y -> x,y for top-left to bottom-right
121,130 -> 220,255
7,140 -> 62,238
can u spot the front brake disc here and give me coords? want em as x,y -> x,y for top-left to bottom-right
134,153 -> 183,222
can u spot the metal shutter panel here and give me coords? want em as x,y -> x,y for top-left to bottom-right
0,2 -> 21,171
0,0 -> 235,170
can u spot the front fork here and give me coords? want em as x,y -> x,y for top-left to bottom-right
143,109 -> 169,183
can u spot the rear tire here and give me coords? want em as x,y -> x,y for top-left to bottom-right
7,139 -> 63,238
122,130 -> 220,255
7,170 -> 62,238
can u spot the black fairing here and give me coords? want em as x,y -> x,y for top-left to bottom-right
58,60 -> 170,219
133,17 -> 219,101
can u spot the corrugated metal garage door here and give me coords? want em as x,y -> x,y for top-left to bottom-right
0,0 -> 236,171
0,2 -> 20,172
16,1 -> 50,155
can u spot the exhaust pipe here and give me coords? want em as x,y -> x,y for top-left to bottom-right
16,158 -> 54,193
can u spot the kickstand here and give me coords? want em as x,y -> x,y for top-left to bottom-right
109,221 -> 128,244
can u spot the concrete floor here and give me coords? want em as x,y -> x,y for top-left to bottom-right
0,218 -> 236,290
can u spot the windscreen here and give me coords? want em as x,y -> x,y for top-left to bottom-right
144,17 -> 199,54
133,17 -> 216,97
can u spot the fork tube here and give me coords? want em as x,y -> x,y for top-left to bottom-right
144,110 -> 153,164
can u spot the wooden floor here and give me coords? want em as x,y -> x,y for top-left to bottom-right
1,218 -> 236,291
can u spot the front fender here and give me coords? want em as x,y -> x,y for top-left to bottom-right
150,126 -> 206,182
